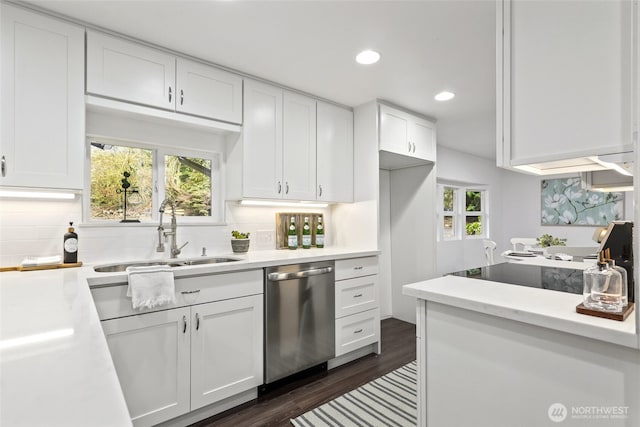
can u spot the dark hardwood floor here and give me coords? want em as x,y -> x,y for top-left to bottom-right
192,317 -> 416,427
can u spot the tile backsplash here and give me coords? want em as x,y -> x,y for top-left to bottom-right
0,198 -> 330,266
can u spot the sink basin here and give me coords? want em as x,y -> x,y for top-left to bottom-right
93,257 -> 240,273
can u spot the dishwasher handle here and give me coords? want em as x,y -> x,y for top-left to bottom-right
267,266 -> 333,282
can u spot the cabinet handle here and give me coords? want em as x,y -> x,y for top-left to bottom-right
353,293 -> 363,298
408,141 -> 412,153
1,155 -> 5,177
196,313 -> 200,331
169,86 -> 173,103
354,329 -> 363,334
412,143 -> 416,153
182,315 -> 187,334
181,290 -> 200,295
285,182 -> 289,194
180,89 -> 184,105
318,184 -> 323,197
277,181 -> 282,194
354,266 -> 363,270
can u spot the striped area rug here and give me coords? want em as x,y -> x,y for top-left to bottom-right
291,361 -> 417,427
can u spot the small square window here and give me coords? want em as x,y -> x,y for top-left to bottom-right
164,155 -> 212,217
465,215 -> 482,236
443,215 -> 456,239
466,191 -> 482,212
90,144 -> 153,221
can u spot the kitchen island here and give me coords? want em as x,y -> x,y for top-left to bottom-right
0,247 -> 378,427
403,260 -> 639,427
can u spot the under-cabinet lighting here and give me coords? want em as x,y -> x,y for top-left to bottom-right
0,189 -> 76,200
434,91 -> 455,101
355,50 -> 381,65
590,185 -> 634,192
591,157 -> 633,177
239,200 -> 329,208
0,328 -> 74,350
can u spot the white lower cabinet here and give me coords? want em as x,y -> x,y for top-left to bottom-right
102,308 -> 191,427
190,295 -> 263,410
333,256 -> 380,358
98,272 -> 263,427
335,308 -> 380,356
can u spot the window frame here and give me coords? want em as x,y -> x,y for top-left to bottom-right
437,183 -> 489,241
83,137 -> 225,225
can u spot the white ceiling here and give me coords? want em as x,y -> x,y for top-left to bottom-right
24,0 -> 497,160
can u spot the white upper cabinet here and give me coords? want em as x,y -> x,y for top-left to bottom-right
379,103 -> 436,169
176,58 -> 242,123
235,80 -> 321,201
497,0 -> 636,168
241,79 -> 284,199
87,31 -> 175,110
87,31 -> 242,124
1,4 -> 85,189
317,102 -> 354,203
283,91 -> 317,200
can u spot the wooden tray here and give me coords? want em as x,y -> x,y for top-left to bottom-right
576,302 -> 634,321
0,262 -> 83,272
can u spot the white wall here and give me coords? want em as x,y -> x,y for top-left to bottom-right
378,170 -> 392,318
434,147 -> 634,276
436,146 -> 510,275
0,198 -> 330,267
501,171 -> 634,247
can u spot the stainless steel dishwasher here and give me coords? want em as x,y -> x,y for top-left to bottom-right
264,261 -> 335,385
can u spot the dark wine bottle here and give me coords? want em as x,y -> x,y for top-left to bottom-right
63,222 -> 78,263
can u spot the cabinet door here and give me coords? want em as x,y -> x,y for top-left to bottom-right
316,102 -> 354,203
176,58 -> 242,124
379,104 -> 410,155
242,79 -> 283,198
87,31 -> 175,110
190,294 -> 263,409
1,5 -> 84,189
102,308 -> 191,427
499,0 -> 634,166
283,92 -> 317,200
410,118 -> 436,162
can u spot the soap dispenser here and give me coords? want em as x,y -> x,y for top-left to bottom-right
583,251 -> 625,313
63,222 -> 78,264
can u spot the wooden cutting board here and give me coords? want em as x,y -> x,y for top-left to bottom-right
0,262 -> 83,272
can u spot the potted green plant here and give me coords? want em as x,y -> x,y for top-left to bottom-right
231,230 -> 250,253
537,234 -> 567,247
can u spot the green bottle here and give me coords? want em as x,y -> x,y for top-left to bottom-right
315,217 -> 324,248
287,216 -> 298,250
302,217 -> 311,249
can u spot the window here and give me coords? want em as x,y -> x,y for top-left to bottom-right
87,139 -> 222,223
438,184 -> 488,240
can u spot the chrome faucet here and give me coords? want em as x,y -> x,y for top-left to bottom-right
157,199 -> 189,258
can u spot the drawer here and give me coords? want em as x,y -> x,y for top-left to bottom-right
335,256 -> 378,281
335,275 -> 378,318
335,308 -> 380,357
91,269 -> 263,320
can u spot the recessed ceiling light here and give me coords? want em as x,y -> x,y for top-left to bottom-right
434,91 -> 455,101
356,50 -> 381,65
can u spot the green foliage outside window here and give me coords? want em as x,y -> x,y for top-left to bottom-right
90,145 -> 153,220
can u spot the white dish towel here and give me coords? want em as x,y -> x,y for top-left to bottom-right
126,265 -> 176,310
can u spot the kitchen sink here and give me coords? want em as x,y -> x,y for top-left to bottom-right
93,257 -> 241,273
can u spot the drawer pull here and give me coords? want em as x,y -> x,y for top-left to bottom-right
353,294 -> 363,298
354,329 -> 363,334
181,290 -> 201,295
354,266 -> 363,270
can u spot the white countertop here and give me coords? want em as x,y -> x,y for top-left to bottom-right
0,247 -> 377,426
403,260 -> 639,349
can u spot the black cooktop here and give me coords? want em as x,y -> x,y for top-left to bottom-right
448,262 -> 583,295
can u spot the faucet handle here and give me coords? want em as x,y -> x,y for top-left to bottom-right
174,241 -> 189,256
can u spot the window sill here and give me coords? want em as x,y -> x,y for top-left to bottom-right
79,221 -> 227,228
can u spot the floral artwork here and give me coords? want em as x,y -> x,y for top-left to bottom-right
541,178 -> 624,226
